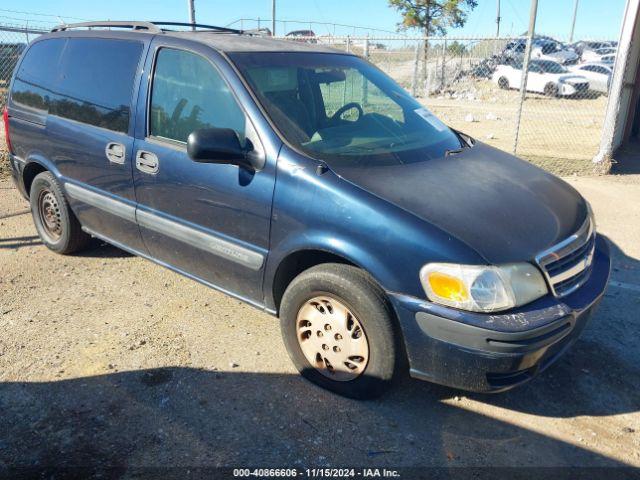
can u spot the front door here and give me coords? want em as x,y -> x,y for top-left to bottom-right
132,40 -> 275,304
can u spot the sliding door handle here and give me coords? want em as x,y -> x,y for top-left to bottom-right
105,142 -> 126,164
135,150 -> 159,174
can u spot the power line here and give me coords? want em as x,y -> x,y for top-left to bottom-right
226,17 -> 404,36
0,8 -> 89,21
0,14 -> 58,25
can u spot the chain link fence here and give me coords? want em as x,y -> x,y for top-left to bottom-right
0,23 -> 616,176
0,24 -> 44,176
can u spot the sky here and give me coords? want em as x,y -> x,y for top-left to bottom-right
2,0 -> 626,40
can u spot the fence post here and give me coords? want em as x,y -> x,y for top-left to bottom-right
512,0 -> 539,155
440,39 -> 447,91
411,43 -> 420,97
363,36 -> 370,104
346,35 -> 351,53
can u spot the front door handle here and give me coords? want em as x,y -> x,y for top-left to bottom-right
136,150 -> 159,174
105,142 -> 126,164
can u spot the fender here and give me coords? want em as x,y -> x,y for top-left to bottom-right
23,153 -> 62,179
12,151 -> 63,200
263,231 -> 398,311
264,146 -> 486,311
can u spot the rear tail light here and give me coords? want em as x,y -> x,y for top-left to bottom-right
2,106 -> 13,155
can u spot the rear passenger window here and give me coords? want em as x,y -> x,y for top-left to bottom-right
11,37 -> 142,133
149,48 -> 246,144
53,38 -> 142,132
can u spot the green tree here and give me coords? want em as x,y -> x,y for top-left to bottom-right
389,0 -> 478,91
447,40 -> 467,56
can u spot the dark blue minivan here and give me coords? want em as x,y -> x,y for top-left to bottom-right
4,21 -> 610,398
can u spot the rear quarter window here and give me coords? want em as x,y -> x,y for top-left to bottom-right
11,38 -> 66,110
12,37 -> 143,133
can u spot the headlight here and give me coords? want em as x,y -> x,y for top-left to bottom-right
419,262 -> 548,312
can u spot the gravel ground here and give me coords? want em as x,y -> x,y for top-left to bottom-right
0,174 -> 639,472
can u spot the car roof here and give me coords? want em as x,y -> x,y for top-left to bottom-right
166,31 -> 341,53
42,24 -> 347,55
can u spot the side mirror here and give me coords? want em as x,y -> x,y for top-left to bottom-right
187,127 -> 261,169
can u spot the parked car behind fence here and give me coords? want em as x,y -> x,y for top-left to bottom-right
570,63 -> 612,94
0,42 -> 26,84
493,59 -> 590,97
582,47 -> 617,63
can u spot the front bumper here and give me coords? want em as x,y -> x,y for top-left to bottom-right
389,235 -> 611,393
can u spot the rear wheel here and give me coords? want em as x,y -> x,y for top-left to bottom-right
279,263 -> 402,399
30,171 -> 90,254
544,82 -> 559,97
498,76 -> 509,89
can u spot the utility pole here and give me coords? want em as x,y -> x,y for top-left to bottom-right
272,0 -> 276,36
496,0 -> 501,37
569,0 -> 579,43
187,0 -> 196,30
512,0 -> 539,154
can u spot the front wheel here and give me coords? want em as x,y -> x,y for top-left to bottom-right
279,263 -> 402,399
544,82 -> 559,97
498,76 -> 509,89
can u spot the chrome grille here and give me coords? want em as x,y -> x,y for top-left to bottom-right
536,215 -> 595,297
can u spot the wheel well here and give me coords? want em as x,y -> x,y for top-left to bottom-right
272,250 -> 356,312
22,162 -> 47,198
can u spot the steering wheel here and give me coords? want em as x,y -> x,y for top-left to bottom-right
330,102 -> 364,124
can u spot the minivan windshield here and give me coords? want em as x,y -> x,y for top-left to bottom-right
230,52 -> 462,165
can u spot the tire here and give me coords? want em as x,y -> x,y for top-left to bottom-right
279,263 -> 402,399
544,83 -> 559,97
498,76 -> 509,90
29,171 -> 90,254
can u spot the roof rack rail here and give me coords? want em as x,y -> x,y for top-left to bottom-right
150,21 -> 242,34
51,21 -> 162,33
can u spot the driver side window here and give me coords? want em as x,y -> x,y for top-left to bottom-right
318,68 -> 404,123
149,48 -> 247,145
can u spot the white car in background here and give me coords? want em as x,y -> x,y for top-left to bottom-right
493,59 -> 590,97
600,54 -> 616,65
531,40 -> 579,65
572,41 -> 610,58
582,47 -> 617,63
569,63 -> 612,94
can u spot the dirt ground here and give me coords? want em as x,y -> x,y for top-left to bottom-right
421,80 -> 608,176
0,172 -> 639,472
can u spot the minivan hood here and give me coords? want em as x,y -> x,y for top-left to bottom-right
329,142 -> 588,264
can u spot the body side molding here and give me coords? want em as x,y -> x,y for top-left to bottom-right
65,181 -> 264,271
